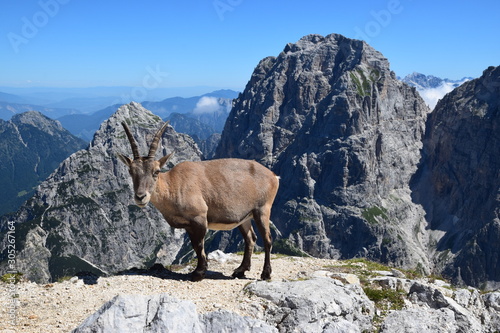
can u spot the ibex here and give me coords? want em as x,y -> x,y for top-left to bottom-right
118,121 -> 279,281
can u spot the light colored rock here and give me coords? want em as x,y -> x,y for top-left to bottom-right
246,277 -> 374,332
71,293 -> 278,333
207,249 -> 234,264
311,270 -> 334,278
72,294 -> 203,333
322,320 -> 362,333
380,308 -> 458,333
484,292 -> 500,312
330,273 -> 361,285
373,270 -> 393,277
201,310 -> 278,333
370,277 -> 412,293
408,281 -> 484,332
390,269 -> 406,278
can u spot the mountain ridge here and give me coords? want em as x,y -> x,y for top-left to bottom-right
411,65 -> 500,289
0,111 -> 86,215
0,101 -> 81,121
58,90 -> 238,141
402,72 -> 472,90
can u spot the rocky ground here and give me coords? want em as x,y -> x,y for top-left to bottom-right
1,253 -> 338,332
2,252 -> 500,332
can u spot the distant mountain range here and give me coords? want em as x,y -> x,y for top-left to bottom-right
1,73 -> 470,122
57,90 -> 238,143
56,104 -> 122,141
0,88 -> 238,159
0,86 -> 237,116
401,72 -> 473,109
0,101 -> 80,120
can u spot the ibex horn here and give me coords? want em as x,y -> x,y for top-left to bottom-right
121,121 -> 140,160
148,121 -> 170,158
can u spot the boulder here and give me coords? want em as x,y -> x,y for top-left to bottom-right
71,293 -> 277,333
245,277 -> 374,332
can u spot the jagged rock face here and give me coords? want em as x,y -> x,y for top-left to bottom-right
0,102 -> 202,283
0,111 -> 87,215
198,133 -> 221,159
216,34 -> 430,269
412,66 -> 500,288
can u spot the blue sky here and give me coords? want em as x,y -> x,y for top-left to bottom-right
1,0 -> 499,92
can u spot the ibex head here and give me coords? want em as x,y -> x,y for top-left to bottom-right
117,121 -> 174,207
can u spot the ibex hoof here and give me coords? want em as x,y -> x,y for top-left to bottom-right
260,269 -> 271,280
232,270 -> 246,279
191,271 -> 205,282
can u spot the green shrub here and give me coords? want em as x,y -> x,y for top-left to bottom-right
363,287 -> 405,311
1,272 -> 23,284
362,206 -> 388,224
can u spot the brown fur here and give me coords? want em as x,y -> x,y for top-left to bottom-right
118,122 -> 279,281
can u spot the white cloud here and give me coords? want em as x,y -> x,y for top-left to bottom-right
417,82 -> 456,109
193,96 -> 220,114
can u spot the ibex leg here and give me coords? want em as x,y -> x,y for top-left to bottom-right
186,221 -> 208,282
253,207 -> 273,280
232,220 -> 256,278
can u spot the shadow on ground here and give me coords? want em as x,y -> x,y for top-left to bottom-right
75,263 -> 239,285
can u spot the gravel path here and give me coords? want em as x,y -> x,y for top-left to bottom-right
1,253 -> 340,333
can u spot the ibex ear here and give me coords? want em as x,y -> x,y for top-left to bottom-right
159,152 -> 174,169
117,153 -> 133,167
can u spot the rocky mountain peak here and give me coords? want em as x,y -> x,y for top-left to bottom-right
471,65 -> 500,110
0,111 -> 86,215
402,72 -> 444,90
218,33 -> 398,167
89,102 -> 162,156
11,111 -> 65,136
216,33 -> 430,270
281,33 -> 388,68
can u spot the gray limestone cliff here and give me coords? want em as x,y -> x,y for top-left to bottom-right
411,66 -> 500,288
216,34 -> 431,272
0,102 -> 202,283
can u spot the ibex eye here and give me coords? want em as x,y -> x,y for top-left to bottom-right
153,170 -> 160,177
